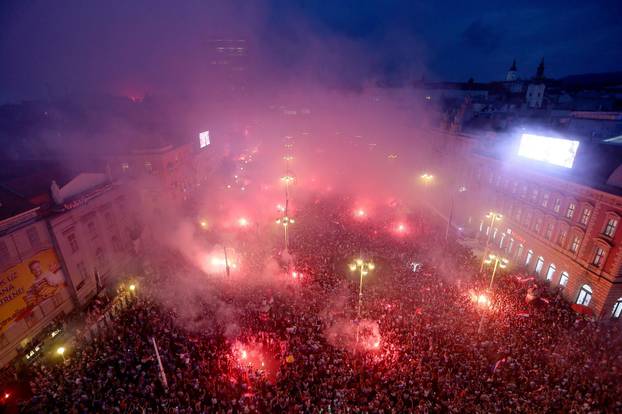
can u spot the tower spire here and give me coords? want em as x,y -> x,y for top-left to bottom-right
506,59 -> 518,81
536,57 -> 544,79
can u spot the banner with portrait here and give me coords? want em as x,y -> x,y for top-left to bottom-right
0,249 -> 68,333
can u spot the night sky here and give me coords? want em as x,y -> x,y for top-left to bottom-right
0,0 -> 621,102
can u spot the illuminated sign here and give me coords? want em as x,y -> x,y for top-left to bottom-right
518,133 -> 579,168
199,131 -> 210,149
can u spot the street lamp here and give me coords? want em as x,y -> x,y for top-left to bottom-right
276,215 -> 295,250
446,184 -> 468,242
483,254 -> 509,289
57,346 -> 66,362
281,174 -> 295,212
349,258 -> 375,346
420,173 -> 434,185
480,211 -> 503,272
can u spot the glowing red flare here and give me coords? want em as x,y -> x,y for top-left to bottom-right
393,222 -> 408,234
238,217 -> 249,227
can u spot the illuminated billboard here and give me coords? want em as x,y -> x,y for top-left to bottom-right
517,133 -> 579,168
199,131 -> 210,149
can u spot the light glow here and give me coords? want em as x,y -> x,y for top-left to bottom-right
518,133 -> 579,168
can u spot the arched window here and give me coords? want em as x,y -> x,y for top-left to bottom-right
612,298 -> 622,319
525,249 -> 533,266
535,256 -> 545,275
545,264 -> 556,281
576,285 -> 592,306
604,217 -> 619,238
566,200 -> 576,219
591,246 -> 606,267
516,244 -> 524,260
559,271 -> 569,287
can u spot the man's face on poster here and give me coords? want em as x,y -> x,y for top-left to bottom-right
29,261 -> 43,278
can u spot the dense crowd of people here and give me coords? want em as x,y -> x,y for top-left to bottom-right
6,195 -> 622,413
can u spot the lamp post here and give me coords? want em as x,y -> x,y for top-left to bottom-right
276,215 -> 295,250
420,173 -> 434,187
483,254 -> 509,289
477,254 -> 508,335
445,185 -> 467,242
281,174 -> 295,214
56,346 -> 66,362
223,245 -> 231,278
283,155 -> 293,172
349,258 -> 375,346
480,211 -> 503,272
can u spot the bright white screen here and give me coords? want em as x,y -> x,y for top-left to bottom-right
518,133 -> 579,168
199,131 -> 210,148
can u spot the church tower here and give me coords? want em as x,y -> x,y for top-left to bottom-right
506,59 -> 518,81
535,57 -> 545,79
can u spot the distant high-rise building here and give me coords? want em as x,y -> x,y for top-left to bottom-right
206,39 -> 249,93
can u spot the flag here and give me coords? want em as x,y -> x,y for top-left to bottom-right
493,357 -> 506,373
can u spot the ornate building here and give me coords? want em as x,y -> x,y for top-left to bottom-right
433,128 -> 622,319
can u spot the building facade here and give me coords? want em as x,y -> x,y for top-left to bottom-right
466,153 -> 622,319
47,175 -> 139,306
0,174 -> 140,367
0,207 -> 74,366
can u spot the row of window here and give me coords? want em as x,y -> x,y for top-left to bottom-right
0,226 -> 46,268
487,215 -> 611,272
497,195 -> 619,241
494,199 -> 619,269
483,225 -> 622,319
478,170 -> 620,238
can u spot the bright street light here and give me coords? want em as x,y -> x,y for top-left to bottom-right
349,258 -> 375,346
480,211 -> 503,272
276,215 -> 295,250
420,173 -> 434,184
484,254 -> 509,289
